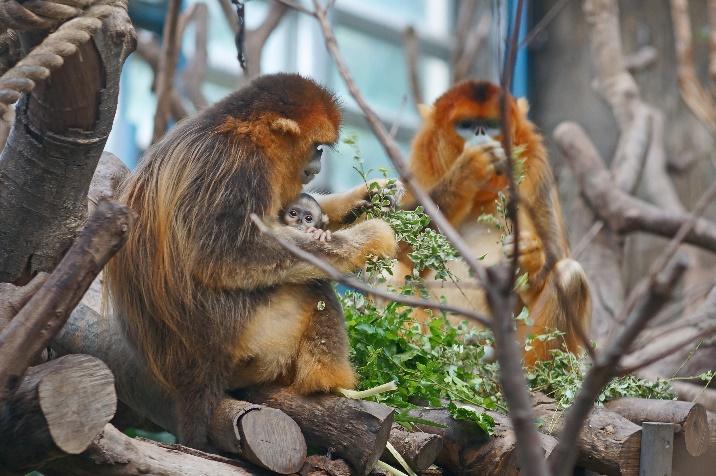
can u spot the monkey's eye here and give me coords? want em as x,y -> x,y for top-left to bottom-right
456,119 -> 479,132
305,215 -> 313,223
289,209 -> 297,217
314,144 -> 324,159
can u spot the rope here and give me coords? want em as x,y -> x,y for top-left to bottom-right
0,0 -> 95,32
0,1 -> 127,121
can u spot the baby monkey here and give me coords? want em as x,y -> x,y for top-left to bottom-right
283,193 -> 332,242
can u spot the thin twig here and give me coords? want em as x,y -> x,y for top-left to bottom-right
274,0 -> 314,16
617,326 -> 716,376
249,215 -> 491,327
152,0 -> 181,143
402,26 -> 423,107
501,0 -> 524,291
519,0 -> 571,50
572,220 -> 604,259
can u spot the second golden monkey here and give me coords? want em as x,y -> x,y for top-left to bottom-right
399,80 -> 591,365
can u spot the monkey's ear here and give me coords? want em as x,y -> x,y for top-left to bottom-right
417,103 -> 434,121
270,117 -> 302,136
516,97 -> 530,116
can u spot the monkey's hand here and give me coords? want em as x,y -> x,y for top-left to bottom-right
461,138 -> 508,184
307,227 -> 332,242
502,230 -> 546,289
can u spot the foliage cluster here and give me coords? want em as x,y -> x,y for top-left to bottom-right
343,149 -> 678,435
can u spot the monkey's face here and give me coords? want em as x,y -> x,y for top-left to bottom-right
283,204 -> 321,231
431,80 -> 521,151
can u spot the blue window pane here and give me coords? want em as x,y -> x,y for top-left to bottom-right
331,26 -> 410,114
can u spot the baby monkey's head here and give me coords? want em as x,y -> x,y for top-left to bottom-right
283,193 -> 327,231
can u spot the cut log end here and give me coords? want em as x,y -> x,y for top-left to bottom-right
606,397 -> 709,457
38,354 -> 117,454
240,406 -> 307,474
209,398 -> 306,474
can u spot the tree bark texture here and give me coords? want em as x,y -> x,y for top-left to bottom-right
0,7 -> 136,284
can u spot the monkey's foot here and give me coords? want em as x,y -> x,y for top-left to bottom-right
290,359 -> 356,395
502,230 -> 545,277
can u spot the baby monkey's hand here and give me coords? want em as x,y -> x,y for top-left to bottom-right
307,227 -> 332,242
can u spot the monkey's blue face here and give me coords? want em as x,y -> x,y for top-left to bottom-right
454,117 -> 501,142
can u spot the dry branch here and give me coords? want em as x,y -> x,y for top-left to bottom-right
0,354 -> 116,473
178,2 -> 209,110
0,272 -> 47,329
0,200 -> 134,405
402,26 -> 422,108
605,398 -> 709,457
135,31 -> 189,121
240,386 -> 394,476
555,122 -> 716,252
39,424 -> 264,476
152,0 -> 181,143
672,382 -> 716,413
670,0 -> 716,134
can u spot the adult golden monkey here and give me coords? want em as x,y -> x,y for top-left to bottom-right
398,80 -> 591,365
104,74 -> 397,449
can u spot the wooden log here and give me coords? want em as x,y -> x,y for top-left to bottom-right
0,200 -> 135,405
52,281 -> 307,473
605,397 -> 709,457
210,398 -> 306,474
39,424 -> 264,476
532,395 -> 641,476
406,406 -> 557,476
382,424 -> 443,472
239,387 -> 394,475
672,381 -> 716,413
0,354 -> 116,473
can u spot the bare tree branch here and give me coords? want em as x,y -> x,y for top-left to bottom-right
151,0 -> 181,143
670,0 -> 716,134
178,2 -> 209,110
452,15 -> 490,84
402,26 -> 422,108
556,122 -> 716,253
135,31 -> 189,120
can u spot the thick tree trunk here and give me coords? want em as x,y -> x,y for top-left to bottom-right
0,354 -> 116,474
0,8 -> 135,284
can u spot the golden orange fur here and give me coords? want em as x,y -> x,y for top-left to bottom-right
401,80 -> 591,365
104,74 -> 395,448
